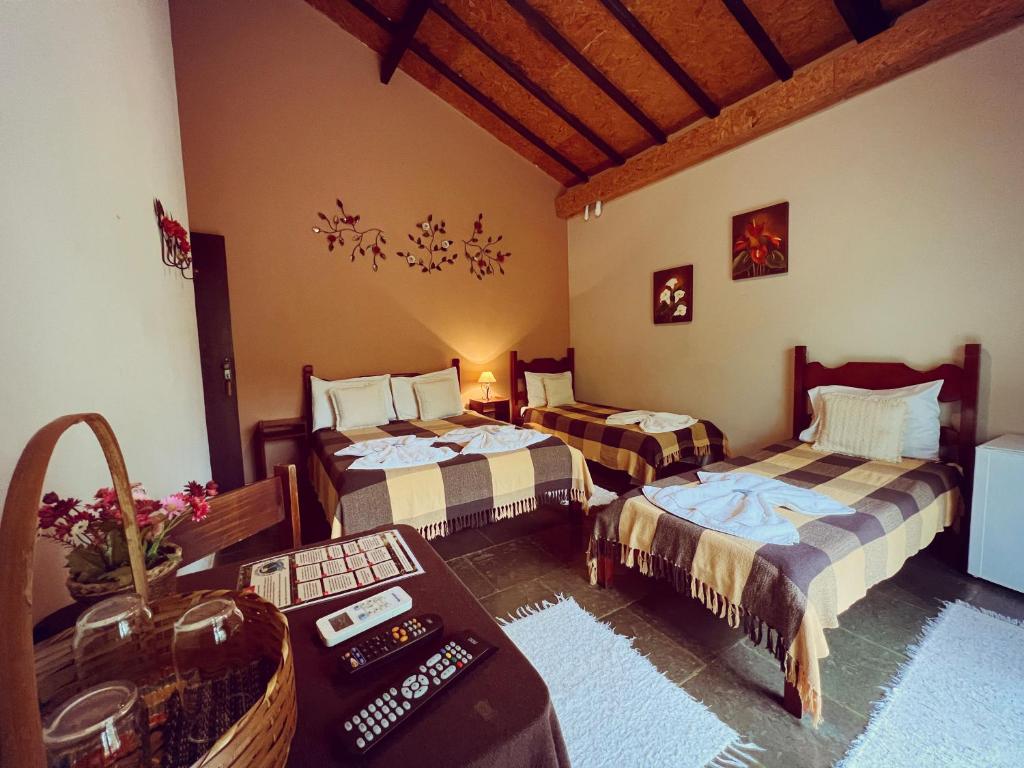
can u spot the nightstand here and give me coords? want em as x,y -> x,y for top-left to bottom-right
468,398 -> 511,423
254,417 -> 306,480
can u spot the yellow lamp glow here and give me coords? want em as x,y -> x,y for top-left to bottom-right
477,371 -> 497,401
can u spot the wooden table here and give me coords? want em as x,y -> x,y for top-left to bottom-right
39,525 -> 569,768
468,398 -> 511,422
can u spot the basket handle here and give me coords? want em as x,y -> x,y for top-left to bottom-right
0,413 -> 149,767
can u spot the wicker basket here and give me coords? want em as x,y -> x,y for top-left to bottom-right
0,413 -> 297,767
66,542 -> 183,605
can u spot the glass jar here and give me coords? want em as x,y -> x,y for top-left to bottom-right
72,594 -> 154,690
172,598 -> 249,754
43,681 -> 147,768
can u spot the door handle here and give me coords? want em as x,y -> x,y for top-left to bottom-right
222,357 -> 234,398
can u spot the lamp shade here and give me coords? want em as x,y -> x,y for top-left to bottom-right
477,371 -> 497,384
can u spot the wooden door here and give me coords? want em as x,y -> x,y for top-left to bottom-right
192,232 -> 244,491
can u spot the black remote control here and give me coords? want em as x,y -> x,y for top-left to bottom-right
340,630 -> 497,754
340,614 -> 443,674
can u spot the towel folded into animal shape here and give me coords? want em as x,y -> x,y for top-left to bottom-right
440,424 -> 550,455
335,435 -> 458,469
641,471 -> 855,545
606,410 -> 698,433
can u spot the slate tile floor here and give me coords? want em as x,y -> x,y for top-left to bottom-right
428,502 -> 1024,768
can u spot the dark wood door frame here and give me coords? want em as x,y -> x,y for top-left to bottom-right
191,232 -> 245,492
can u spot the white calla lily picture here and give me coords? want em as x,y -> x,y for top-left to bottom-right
653,264 -> 693,324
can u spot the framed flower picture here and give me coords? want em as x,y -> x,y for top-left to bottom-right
653,264 -> 693,324
732,201 -> 789,280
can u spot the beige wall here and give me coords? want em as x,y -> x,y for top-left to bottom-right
569,26 -> 1024,456
0,1 -> 211,620
170,0 -> 569,480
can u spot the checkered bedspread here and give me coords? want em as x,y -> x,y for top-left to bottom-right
523,401 -> 729,483
311,412 -> 592,539
588,439 -> 962,723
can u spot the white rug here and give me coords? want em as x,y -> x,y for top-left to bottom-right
839,600 -> 1024,768
501,597 -> 757,768
588,484 -> 619,508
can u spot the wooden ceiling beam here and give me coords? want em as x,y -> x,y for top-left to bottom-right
410,42 -> 588,182
720,0 -> 793,81
346,0 -> 587,182
597,0 -> 720,117
555,0 -> 1024,218
345,0 -> 395,32
505,0 -> 668,144
430,1 -> 625,166
380,0 -> 429,84
833,0 -> 891,43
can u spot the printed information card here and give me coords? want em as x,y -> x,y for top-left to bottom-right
237,528 -> 424,611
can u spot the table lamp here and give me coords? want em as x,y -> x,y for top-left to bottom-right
477,371 -> 497,401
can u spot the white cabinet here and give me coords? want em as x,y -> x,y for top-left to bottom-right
969,434 -> 1024,592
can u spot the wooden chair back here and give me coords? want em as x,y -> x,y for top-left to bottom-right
173,464 -> 301,567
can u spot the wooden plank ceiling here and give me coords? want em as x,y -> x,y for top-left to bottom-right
307,0 -> 1019,216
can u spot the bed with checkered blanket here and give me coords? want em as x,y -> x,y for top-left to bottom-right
588,439 -> 962,724
522,401 -> 729,484
310,411 -> 592,539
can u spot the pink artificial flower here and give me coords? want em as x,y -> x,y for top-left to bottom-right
161,493 -> 189,522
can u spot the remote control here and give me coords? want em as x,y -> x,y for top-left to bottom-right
339,630 -> 497,755
340,613 -> 443,674
316,586 -> 413,648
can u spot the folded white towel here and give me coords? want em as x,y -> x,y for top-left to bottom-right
606,410 -> 697,433
440,424 -> 549,455
335,435 -> 457,469
642,471 -> 855,545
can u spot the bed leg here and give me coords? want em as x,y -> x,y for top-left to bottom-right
595,551 -> 615,589
783,679 -> 803,719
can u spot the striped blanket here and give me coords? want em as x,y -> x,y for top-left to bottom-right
523,401 -> 729,484
588,440 -> 961,724
311,412 -> 592,539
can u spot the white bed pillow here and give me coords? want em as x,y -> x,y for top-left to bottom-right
311,373 -> 395,431
390,376 -> 418,420
543,375 -> 576,407
413,376 -> 463,420
812,393 -> 907,462
524,371 -> 572,409
328,380 -> 391,430
799,379 -> 943,460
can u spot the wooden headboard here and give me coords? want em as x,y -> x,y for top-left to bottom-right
508,348 -> 574,425
793,344 -> 981,480
302,358 -> 461,435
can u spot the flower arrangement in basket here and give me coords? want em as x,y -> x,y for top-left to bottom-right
38,480 -> 217,603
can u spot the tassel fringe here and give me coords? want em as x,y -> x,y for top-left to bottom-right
586,537 -> 823,725
418,487 -> 586,540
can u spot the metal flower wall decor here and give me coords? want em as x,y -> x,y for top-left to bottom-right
154,199 -> 193,279
312,199 -> 389,271
312,198 -> 510,280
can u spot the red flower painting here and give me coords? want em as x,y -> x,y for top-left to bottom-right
732,202 -> 789,280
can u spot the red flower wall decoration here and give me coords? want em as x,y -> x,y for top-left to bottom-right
731,201 -> 789,280
154,199 -> 193,279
